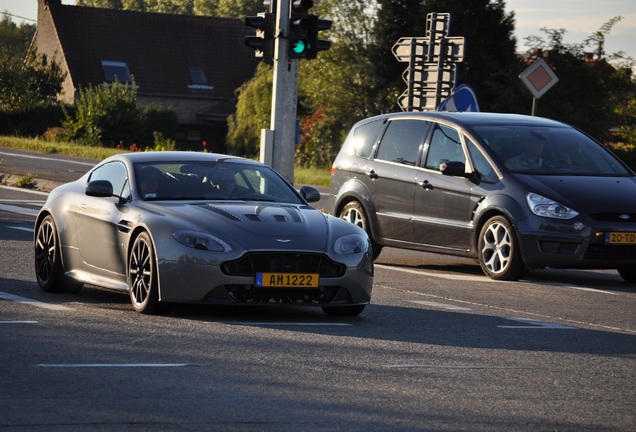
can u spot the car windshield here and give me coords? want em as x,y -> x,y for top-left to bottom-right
473,125 -> 632,176
134,160 -> 302,203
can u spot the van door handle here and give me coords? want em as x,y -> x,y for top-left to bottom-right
418,180 -> 433,190
365,170 -> 378,179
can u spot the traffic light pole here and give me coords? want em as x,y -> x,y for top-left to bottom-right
260,0 -> 298,184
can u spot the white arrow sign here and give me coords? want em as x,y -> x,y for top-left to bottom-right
403,63 -> 456,86
392,37 -> 465,63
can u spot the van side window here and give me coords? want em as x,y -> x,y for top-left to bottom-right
350,119 -> 385,158
375,119 -> 429,166
466,137 -> 498,183
424,124 -> 465,171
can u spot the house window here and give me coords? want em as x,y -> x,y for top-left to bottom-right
188,67 -> 214,90
189,68 -> 207,84
101,61 -> 131,82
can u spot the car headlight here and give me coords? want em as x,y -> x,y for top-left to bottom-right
526,193 -> 579,219
173,230 -> 231,252
334,233 -> 368,255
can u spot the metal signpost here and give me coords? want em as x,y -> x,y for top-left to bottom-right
392,13 -> 465,111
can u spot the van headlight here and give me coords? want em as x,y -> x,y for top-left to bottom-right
526,193 -> 579,219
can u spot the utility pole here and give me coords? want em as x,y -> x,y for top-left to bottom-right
268,0 -> 297,184
246,0 -> 332,184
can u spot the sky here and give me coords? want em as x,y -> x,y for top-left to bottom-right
505,0 -> 636,60
1,0 -> 634,60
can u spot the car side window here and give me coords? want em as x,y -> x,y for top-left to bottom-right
89,161 -> 130,198
375,119 -> 429,166
424,123 -> 465,171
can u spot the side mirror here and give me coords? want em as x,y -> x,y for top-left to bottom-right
299,185 -> 321,203
440,161 -> 468,178
86,180 -> 114,197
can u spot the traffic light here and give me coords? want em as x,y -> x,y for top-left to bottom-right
311,16 -> 332,58
288,0 -> 312,59
288,0 -> 332,60
244,12 -> 275,63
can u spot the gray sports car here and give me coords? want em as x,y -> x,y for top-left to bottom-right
34,152 -> 373,316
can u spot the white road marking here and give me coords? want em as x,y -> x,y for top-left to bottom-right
39,364 -> 188,368
375,264 -> 490,282
223,322 -> 353,327
498,317 -> 577,329
411,300 -> 471,311
0,321 -> 39,324
0,185 -> 49,195
0,203 -> 39,216
8,225 -> 34,233
0,151 -> 94,166
376,263 -> 620,295
0,198 -> 46,203
384,364 -> 542,369
0,291 -> 71,311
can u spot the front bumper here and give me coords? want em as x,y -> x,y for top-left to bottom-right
516,215 -> 636,270
156,251 -> 373,306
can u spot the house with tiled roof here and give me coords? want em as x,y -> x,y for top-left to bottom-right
34,0 -> 259,151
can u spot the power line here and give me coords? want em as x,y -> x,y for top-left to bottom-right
1,11 -> 37,23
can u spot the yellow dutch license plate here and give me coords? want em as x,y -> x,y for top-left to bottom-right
605,232 -> 636,245
255,272 -> 319,288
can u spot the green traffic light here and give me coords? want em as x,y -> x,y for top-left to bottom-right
292,39 -> 309,54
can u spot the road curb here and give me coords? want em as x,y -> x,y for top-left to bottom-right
0,173 -> 64,193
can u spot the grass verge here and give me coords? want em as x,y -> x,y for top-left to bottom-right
0,136 -> 333,187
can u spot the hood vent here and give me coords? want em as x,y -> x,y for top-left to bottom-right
200,204 -> 243,221
282,206 -> 302,222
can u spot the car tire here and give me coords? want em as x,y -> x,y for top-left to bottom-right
617,266 -> 636,283
321,305 -> 366,317
128,232 -> 161,314
339,201 -> 383,259
478,215 -> 526,281
34,215 -> 83,293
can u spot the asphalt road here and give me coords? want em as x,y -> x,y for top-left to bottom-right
0,149 -> 635,431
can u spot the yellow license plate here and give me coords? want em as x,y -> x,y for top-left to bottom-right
605,232 -> 636,245
255,272 -> 319,288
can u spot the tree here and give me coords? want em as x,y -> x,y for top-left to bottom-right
296,0 -> 379,166
63,79 -> 140,146
522,20 -> 636,145
368,0 -> 426,113
77,0 -> 262,18
0,48 -> 65,114
0,14 -> 36,58
226,62 -> 273,158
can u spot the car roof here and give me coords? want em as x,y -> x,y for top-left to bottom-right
356,111 -> 568,130
103,151 -> 254,165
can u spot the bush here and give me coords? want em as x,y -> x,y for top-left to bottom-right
62,80 -> 177,149
0,103 -> 66,136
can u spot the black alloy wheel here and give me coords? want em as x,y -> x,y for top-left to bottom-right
34,215 -> 83,293
128,232 -> 160,314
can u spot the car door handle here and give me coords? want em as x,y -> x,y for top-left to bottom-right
365,170 -> 379,179
418,180 -> 433,190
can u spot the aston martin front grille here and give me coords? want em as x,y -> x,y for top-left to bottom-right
222,253 -> 345,278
